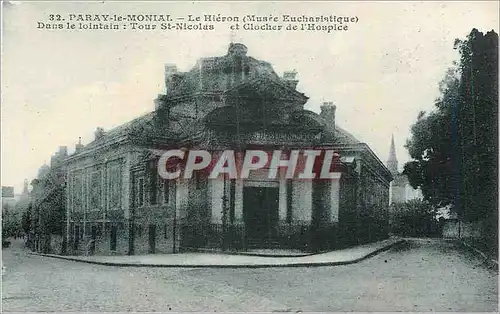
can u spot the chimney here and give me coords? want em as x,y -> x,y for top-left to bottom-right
283,70 -> 299,89
75,137 -> 84,153
94,127 -> 105,141
320,101 -> 336,139
164,64 -> 177,94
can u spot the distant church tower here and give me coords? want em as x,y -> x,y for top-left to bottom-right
22,179 -> 29,195
386,134 -> 423,205
387,134 -> 398,175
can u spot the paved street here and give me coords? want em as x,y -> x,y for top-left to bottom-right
2,238 -> 497,312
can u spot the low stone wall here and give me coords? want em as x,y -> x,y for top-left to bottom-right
443,219 -> 497,256
67,222 -> 129,256
179,222 -> 344,252
31,234 -> 65,254
443,219 -> 484,239
132,220 -> 176,255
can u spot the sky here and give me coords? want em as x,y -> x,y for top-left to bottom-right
1,1 -> 498,193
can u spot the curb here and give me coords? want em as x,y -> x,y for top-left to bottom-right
182,247 -> 315,258
28,239 -> 405,268
459,240 -> 498,272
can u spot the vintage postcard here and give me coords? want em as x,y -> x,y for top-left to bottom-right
1,1 -> 498,312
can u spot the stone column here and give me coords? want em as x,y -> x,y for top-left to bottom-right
292,180 -> 312,222
209,179 -> 223,224
65,170 -> 71,252
278,174 -> 287,221
234,179 -> 243,221
102,163 -> 107,236
121,151 -> 133,255
122,152 -> 131,220
83,170 -> 88,242
329,173 -> 342,223
176,179 -> 190,221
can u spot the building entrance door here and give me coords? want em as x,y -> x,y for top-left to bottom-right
243,186 -> 279,248
110,226 -> 117,251
148,224 -> 156,254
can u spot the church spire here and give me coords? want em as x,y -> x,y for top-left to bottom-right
387,134 -> 398,174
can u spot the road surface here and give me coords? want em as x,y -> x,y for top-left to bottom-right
2,238 -> 497,312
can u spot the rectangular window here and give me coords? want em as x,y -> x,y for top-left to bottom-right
163,180 -> 169,204
72,175 -> 77,211
89,170 -> 102,211
136,224 -> 142,237
110,226 -> 117,251
108,162 -> 122,211
68,174 -> 73,214
72,173 -> 83,212
136,177 -> 144,207
148,224 -> 156,254
149,166 -> 158,205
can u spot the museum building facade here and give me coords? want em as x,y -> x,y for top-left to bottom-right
63,43 -> 392,255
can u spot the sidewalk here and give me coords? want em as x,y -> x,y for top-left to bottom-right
30,238 -> 404,268
459,240 -> 499,271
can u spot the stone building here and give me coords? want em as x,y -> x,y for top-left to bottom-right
64,43 -> 392,255
387,135 -> 423,204
2,186 -> 16,210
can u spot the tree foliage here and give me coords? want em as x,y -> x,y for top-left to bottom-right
21,205 -> 32,234
404,29 -> 498,223
31,165 -> 66,237
389,199 -> 441,237
2,205 -> 20,238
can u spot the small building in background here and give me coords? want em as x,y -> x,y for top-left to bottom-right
2,186 -> 16,210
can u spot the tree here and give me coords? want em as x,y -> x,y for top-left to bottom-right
30,163 -> 67,253
405,29 -> 498,221
34,169 -> 66,235
21,204 -> 32,235
404,67 -> 460,207
2,205 -> 22,238
454,29 -> 498,222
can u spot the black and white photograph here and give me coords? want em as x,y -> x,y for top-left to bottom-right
1,1 -> 498,312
